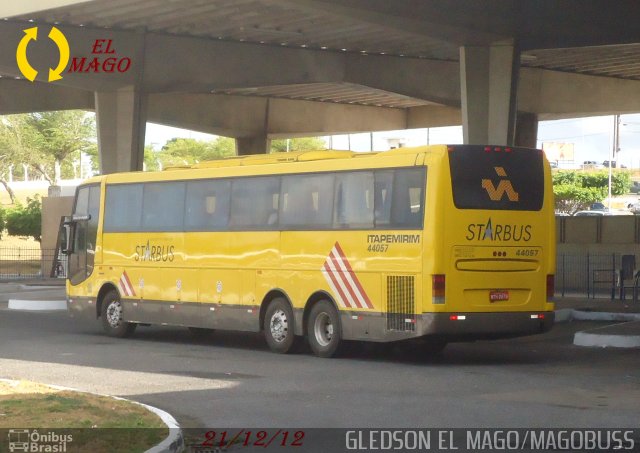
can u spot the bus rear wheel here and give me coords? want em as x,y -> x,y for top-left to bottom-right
101,290 -> 136,338
307,300 -> 342,358
264,297 -> 297,354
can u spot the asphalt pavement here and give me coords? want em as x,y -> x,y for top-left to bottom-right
1,280 -> 639,430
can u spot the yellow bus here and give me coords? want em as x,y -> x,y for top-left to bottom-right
64,144 -> 555,357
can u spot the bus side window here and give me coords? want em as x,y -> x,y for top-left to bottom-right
280,174 -> 333,228
333,171 -> 374,229
374,170 -> 393,227
230,176 -> 280,228
104,184 -> 143,232
390,168 -> 425,228
142,182 -> 185,231
185,180 -> 230,230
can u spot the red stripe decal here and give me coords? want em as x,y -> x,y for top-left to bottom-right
321,242 -> 373,310
328,252 -> 363,309
323,262 -> 352,308
333,242 -> 373,309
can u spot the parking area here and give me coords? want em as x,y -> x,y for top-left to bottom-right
1,283 -> 639,429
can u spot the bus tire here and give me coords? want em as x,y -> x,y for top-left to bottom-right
264,297 -> 297,354
307,300 -> 342,358
100,290 -> 136,338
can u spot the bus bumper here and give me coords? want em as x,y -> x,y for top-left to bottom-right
419,311 -> 555,339
340,311 -> 554,342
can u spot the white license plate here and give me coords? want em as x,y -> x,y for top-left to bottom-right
489,290 -> 509,302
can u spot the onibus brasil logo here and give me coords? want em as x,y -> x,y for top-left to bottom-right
8,429 -> 73,452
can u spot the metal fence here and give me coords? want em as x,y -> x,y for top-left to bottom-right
556,252 -> 638,300
0,248 -> 66,280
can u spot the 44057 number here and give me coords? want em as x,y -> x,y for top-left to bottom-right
515,249 -> 539,257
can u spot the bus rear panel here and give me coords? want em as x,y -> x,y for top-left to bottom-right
420,145 -> 554,340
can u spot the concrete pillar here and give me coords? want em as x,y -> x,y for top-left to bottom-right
95,87 -> 147,174
235,135 -> 271,155
460,40 -> 520,145
515,112 -> 539,148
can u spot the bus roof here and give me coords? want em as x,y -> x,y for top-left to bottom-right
89,145 -> 452,186
165,147 -> 443,170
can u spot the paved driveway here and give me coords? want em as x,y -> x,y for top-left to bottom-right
0,290 -> 638,429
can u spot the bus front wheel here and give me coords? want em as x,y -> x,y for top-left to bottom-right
307,300 -> 342,358
264,297 -> 297,354
100,290 -> 137,338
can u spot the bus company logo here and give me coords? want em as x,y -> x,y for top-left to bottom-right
466,218 -> 532,242
16,26 -> 132,82
481,167 -> 519,202
8,429 -> 73,452
321,242 -> 374,309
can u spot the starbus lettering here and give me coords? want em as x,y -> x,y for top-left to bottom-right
465,218 -> 532,242
68,39 -> 132,74
135,240 -> 175,262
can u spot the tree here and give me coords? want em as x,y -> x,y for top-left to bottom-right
271,137 -> 326,152
143,145 -> 161,171
553,184 -> 606,215
0,115 -> 31,203
24,111 -> 96,185
0,206 -> 5,239
5,196 -> 42,241
152,137 -> 235,169
552,170 -> 631,214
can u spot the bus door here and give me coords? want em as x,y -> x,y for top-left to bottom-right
66,184 -> 101,286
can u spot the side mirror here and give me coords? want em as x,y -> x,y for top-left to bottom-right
61,222 -> 74,255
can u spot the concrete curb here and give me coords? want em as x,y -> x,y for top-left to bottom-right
574,329 -> 640,348
554,309 -> 640,349
571,310 -> 640,322
8,299 -> 67,311
554,309 -> 640,323
0,379 -> 184,453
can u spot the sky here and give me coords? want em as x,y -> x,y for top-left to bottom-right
145,113 -> 640,169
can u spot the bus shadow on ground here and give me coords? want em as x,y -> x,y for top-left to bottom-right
112,325 -> 568,367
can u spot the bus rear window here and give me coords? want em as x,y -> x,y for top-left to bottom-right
448,145 -> 544,211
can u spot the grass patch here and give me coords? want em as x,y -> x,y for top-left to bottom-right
0,381 -> 168,452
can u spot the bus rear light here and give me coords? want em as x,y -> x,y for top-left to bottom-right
432,274 -> 445,304
546,274 -> 555,299
483,146 -> 512,153
530,314 -> 545,319
450,315 -> 466,321
447,146 -> 455,152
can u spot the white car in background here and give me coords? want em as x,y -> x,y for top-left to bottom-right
574,210 -> 606,216
628,202 -> 640,215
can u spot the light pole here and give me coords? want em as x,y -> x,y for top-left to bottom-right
620,119 -> 640,169
609,115 -> 619,209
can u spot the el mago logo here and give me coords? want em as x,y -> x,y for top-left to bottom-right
16,26 -> 132,82
481,166 -> 519,202
16,26 -> 69,82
